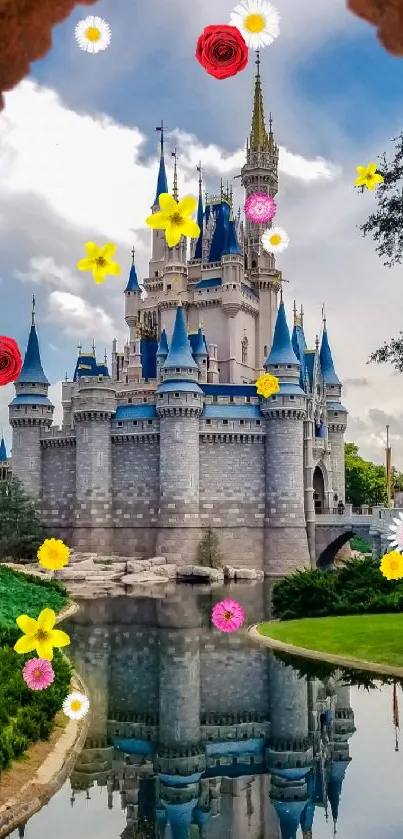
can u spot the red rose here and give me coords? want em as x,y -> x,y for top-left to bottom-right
0,336 -> 23,385
195,25 -> 249,80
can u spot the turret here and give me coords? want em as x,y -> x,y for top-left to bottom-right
0,436 -> 6,462
155,305 -> 203,562
9,297 -> 54,499
149,120 -> 169,274
193,328 -> 208,384
192,163 -> 204,261
207,344 -> 219,384
156,328 -> 169,381
241,52 -> 280,367
164,149 -> 188,298
260,296 -> 310,574
319,312 -> 347,503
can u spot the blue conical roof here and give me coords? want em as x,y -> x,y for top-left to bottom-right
163,306 -> 199,370
194,192 -> 204,260
267,302 -> 299,366
320,327 -> 340,385
163,800 -> 198,839
17,323 -> 49,385
0,436 -> 7,461
208,201 -> 230,262
124,262 -> 141,293
194,327 -> 207,357
272,800 -> 307,839
223,216 -> 241,255
157,328 -> 169,358
154,153 -> 168,205
327,759 -> 350,824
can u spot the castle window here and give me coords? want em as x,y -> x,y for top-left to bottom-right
206,419 -> 211,425
286,365 -> 292,369
143,397 -> 147,403
159,394 -> 163,399
148,420 -> 153,425
316,386 -> 320,395
263,345 -> 268,356
256,420 -> 261,426
128,398 -> 132,404
193,394 -> 198,398
240,420 -> 245,425
252,260 -> 257,268
174,393 -> 180,398
176,368 -> 180,372
334,412 -> 339,416
223,419 -> 228,425
290,395 -> 295,400
132,420 -> 138,425
117,422 -> 123,427
32,405 -> 37,409
154,271 -> 158,277
167,284 -> 172,290
230,396 -> 234,403
233,284 -> 236,289
213,395 -> 218,403
246,397 -> 251,403
241,337 -> 248,365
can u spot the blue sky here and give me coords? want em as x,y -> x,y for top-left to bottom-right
1,0 -> 403,464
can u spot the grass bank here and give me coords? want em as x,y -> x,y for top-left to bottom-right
258,613 -> 403,670
0,564 -> 71,773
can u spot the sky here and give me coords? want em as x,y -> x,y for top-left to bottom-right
1,0 -> 403,465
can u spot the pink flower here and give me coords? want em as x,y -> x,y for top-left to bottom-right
211,599 -> 245,633
245,192 -> 276,224
22,657 -> 55,691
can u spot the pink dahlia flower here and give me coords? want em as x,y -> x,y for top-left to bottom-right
244,192 -> 276,224
211,598 -> 245,633
23,657 -> 55,691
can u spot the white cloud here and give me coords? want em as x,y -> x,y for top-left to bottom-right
14,256 -> 81,292
47,291 -> 117,344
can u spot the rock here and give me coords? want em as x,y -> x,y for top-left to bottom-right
147,556 -> 167,567
55,567 -> 122,582
121,571 -> 169,585
234,568 -> 264,580
153,563 -> 177,579
176,565 -> 224,583
223,565 -> 236,581
127,560 -> 151,573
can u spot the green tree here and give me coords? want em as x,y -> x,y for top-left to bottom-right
0,477 -> 46,562
197,527 -> 223,569
345,442 -> 387,507
359,133 -> 403,370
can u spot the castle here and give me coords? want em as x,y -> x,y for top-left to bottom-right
7,57 -> 347,573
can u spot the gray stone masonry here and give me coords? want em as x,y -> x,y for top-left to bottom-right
11,425 -> 42,499
159,416 -> 200,523
268,656 -> 309,742
328,429 -> 345,500
158,629 -> 201,747
74,417 -> 114,552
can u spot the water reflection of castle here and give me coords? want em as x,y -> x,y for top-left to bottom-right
63,591 -> 355,839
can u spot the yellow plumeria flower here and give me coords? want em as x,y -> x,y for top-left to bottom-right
77,242 -> 121,284
255,372 -> 280,398
380,551 -> 403,581
146,193 -> 200,248
37,538 -> 70,572
14,608 -> 70,661
354,162 -> 384,191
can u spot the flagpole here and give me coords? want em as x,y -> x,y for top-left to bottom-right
386,425 -> 392,508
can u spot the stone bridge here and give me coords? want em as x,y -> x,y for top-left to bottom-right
314,505 -> 402,568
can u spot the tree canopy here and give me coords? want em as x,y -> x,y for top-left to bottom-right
0,477 -> 46,561
359,133 -> 403,371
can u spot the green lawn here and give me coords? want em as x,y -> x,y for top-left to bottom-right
258,613 -> 403,670
0,564 -> 68,627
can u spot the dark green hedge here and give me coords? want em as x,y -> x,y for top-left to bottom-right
272,556 -> 403,620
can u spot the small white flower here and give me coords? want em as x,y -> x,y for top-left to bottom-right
230,0 -> 280,50
75,16 -> 111,54
261,226 -> 289,254
62,691 -> 90,720
387,512 -> 403,552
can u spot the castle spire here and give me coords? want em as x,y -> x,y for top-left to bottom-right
16,302 -> 49,385
124,248 -> 141,292
172,149 -> 179,201
319,314 -> 341,385
250,51 -> 269,149
153,120 -> 168,206
31,294 -> 35,327
195,163 -> 204,260
0,434 -> 7,461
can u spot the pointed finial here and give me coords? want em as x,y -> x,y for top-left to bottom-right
104,349 -> 107,364
197,162 -> 202,198
280,284 -> 283,302
204,188 -> 208,204
92,338 -> 96,355
171,149 -> 178,201
220,177 -> 224,199
65,372 -> 68,381
293,299 -> 297,324
131,246 -> 135,264
269,111 -> 273,133
322,302 -> 327,330
156,120 -> 164,156
315,334 -> 319,351
77,341 -> 82,355
300,304 -> 304,327
31,294 -> 36,327
256,50 -> 260,75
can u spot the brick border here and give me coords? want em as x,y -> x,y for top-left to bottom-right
247,624 -> 403,678
0,600 -> 90,838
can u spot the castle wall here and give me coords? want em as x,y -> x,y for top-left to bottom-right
328,429 -> 346,500
11,426 -> 42,499
108,625 -> 160,717
200,637 -> 269,716
41,442 -> 76,536
111,436 -> 159,555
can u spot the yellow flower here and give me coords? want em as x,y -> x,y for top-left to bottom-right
255,372 -> 280,398
380,550 -> 403,581
146,193 -> 200,248
37,538 -> 70,571
354,162 -> 384,191
14,608 -> 70,661
77,242 -> 121,284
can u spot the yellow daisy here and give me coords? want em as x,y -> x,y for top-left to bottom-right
37,538 -> 70,572
77,242 -> 121,285
14,608 -> 70,661
380,550 -> 403,581
354,162 -> 384,191
255,372 -> 280,398
230,0 -> 280,49
146,193 -> 200,248
75,16 -> 111,54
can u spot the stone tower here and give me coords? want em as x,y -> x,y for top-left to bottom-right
241,51 -> 280,371
9,296 -> 54,499
72,368 -> 116,552
320,316 -> 347,504
261,296 -> 310,574
155,304 -> 204,561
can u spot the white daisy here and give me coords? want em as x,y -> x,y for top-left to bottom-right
387,512 -> 403,552
261,226 -> 289,254
75,16 -> 111,54
62,691 -> 90,720
230,0 -> 280,50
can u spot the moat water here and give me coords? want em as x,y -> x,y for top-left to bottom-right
6,582 -> 403,839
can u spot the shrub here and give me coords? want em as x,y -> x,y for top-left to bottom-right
197,527 -> 223,569
0,477 -> 47,562
350,535 -> 371,553
272,556 -> 403,620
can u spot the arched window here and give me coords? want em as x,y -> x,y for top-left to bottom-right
263,345 -> 268,357
241,337 -> 248,365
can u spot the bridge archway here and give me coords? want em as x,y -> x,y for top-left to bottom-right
313,465 -> 325,514
316,530 -> 355,569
